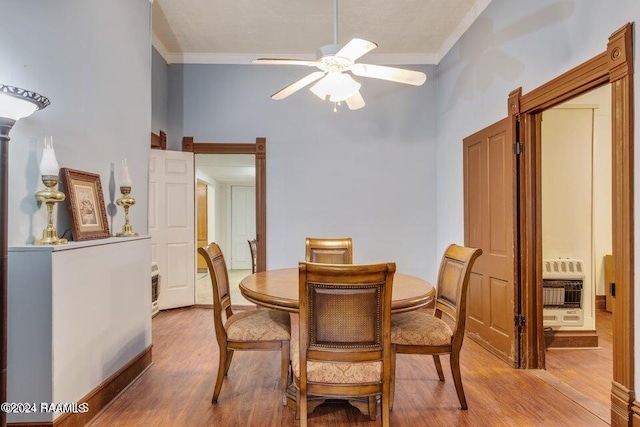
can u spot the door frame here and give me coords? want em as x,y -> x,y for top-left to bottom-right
509,23 -> 633,423
183,137 -> 267,272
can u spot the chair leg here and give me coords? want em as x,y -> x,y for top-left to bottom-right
281,340 -> 290,406
299,389 -> 308,427
295,387 -> 301,420
224,349 -> 234,375
212,345 -> 228,403
367,396 -> 377,420
433,354 -> 445,381
381,388 -> 391,427
450,352 -> 467,410
390,346 -> 396,410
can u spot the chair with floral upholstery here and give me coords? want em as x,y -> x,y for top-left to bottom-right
390,243 -> 482,409
304,237 -> 353,264
292,261 -> 396,426
198,242 -> 291,404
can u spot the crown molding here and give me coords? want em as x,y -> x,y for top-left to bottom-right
152,33 -> 172,64
436,0 -> 492,64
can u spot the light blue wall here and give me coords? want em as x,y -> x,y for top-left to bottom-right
167,64 -> 184,149
436,0 -> 640,383
152,47 -> 169,139
174,64 -> 439,280
1,0 -> 152,244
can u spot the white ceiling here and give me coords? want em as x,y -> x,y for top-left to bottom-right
195,154 -> 255,184
152,0 -> 491,64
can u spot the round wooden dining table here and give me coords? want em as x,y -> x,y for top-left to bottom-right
239,267 -> 435,313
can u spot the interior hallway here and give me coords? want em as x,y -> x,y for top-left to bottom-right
196,269 -> 254,307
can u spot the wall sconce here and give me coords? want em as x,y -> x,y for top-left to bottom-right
34,136 -> 67,245
115,158 -> 138,237
0,84 -> 50,427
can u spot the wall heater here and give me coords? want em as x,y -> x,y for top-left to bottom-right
542,259 -> 584,328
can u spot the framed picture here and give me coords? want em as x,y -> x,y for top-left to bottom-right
61,168 -> 110,241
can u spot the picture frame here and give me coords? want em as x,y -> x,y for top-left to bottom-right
61,168 -> 110,241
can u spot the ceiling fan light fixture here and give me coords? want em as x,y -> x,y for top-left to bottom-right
310,72 -> 361,102
252,0 -> 426,110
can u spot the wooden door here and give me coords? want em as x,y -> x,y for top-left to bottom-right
149,150 -> 195,309
230,185 -> 256,270
464,117 -> 518,367
196,180 -> 208,271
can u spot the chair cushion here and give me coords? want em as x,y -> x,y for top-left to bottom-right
225,309 -> 291,341
290,338 -> 381,384
391,311 -> 452,346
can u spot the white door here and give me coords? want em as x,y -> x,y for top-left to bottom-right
230,185 -> 255,270
149,150 -> 195,309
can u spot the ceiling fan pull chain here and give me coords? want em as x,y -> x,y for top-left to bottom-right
333,0 -> 338,45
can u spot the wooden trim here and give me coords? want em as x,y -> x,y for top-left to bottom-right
182,137 -> 268,271
7,346 -> 152,427
7,422 -> 52,427
613,381 -> 636,426
151,131 -> 167,150
53,345 -> 152,427
508,87 -> 523,367
520,52 -> 609,113
545,330 -> 598,348
609,22 -> 635,427
182,139 -> 257,155
255,138 -> 267,272
515,22 -> 634,424
631,400 -> 640,426
596,295 -> 606,311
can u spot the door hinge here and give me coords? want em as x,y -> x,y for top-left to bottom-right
513,142 -> 524,155
514,314 -> 526,328
610,282 -> 616,297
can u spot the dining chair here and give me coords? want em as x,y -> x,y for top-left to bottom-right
247,239 -> 258,273
390,244 -> 482,410
198,242 -> 291,405
304,237 -> 353,264
293,261 -> 396,426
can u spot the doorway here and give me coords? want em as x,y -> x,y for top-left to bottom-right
463,23 -> 633,423
540,84 -> 613,420
194,154 -> 256,305
512,23 -> 633,424
183,136 -> 267,308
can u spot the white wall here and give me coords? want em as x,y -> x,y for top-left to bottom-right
562,85 -> 613,298
436,0 -> 640,385
1,0 -> 152,245
172,64 -> 439,281
541,107 -> 594,330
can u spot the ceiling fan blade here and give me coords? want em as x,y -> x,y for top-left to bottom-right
350,64 -> 427,86
253,58 -> 319,67
271,71 -> 326,100
345,91 -> 365,110
336,38 -> 377,62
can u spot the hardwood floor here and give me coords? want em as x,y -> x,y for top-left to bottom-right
542,309 -> 612,419
89,307 -> 609,427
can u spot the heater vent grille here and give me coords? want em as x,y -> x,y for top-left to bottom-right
543,259 -> 584,280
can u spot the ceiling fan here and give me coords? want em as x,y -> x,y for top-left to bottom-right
252,1 -> 427,110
